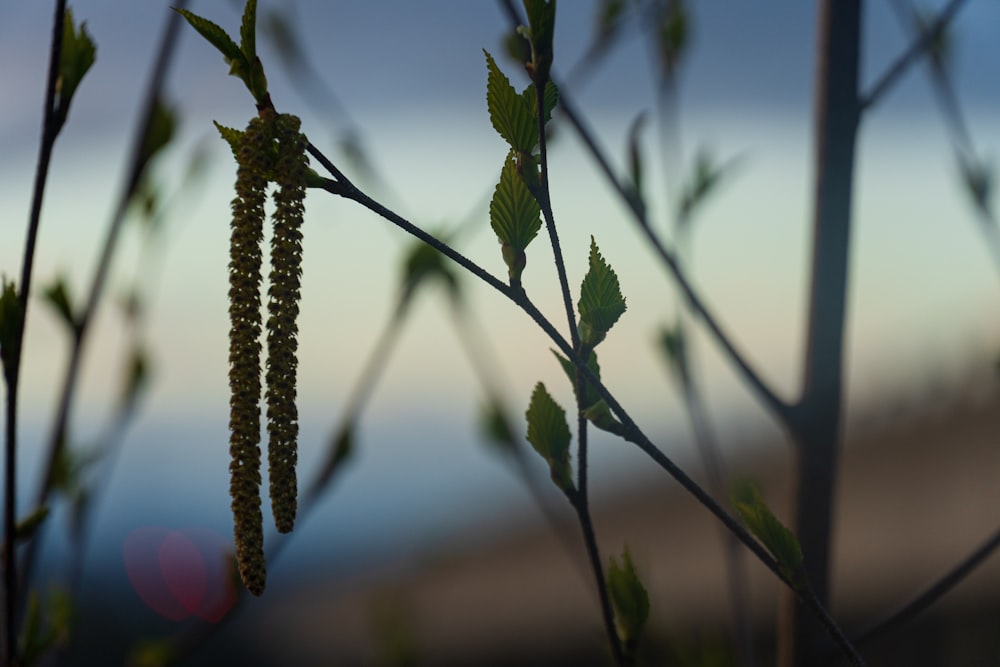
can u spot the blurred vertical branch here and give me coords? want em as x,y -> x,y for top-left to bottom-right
5,2 -> 69,663
16,0 -> 189,642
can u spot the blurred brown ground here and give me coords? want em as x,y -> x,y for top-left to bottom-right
256,382 -> 1000,666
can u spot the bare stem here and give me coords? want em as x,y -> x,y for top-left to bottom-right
553,90 -> 795,429
310,144 -> 863,664
5,2 -> 68,662
18,0 -> 189,620
861,0 -> 968,111
852,525 -> 1000,648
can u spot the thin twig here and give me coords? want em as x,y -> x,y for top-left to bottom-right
310,144 -> 864,665
5,2 -> 68,662
884,0 -> 1000,280
569,472 -> 625,667
852,525 -> 1000,648
555,90 -> 796,430
18,0 -> 189,618
860,0 -> 968,111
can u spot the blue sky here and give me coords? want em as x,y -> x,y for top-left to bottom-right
2,1 -> 1000,594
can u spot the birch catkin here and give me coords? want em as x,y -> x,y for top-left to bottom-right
228,115 -> 271,596
266,114 -> 307,534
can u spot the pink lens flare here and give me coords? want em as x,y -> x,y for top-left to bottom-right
123,526 -> 237,622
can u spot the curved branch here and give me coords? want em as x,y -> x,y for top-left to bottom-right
553,91 -> 796,430
310,144 -> 863,665
861,0 -> 968,111
853,525 -> 1000,648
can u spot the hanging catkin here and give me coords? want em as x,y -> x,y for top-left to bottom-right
228,114 -> 271,596
266,114 -> 307,534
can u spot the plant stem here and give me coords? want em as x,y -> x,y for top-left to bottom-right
568,470 -> 625,667
4,2 -> 67,662
860,0 -> 967,111
310,143 -> 863,664
553,89 -> 795,429
17,0 -> 188,621
852,525 -> 1000,648
533,80 -> 579,351
788,2 -> 861,664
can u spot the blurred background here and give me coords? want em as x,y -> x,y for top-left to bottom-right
1,1 -> 999,664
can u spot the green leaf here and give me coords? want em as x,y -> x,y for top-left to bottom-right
733,481 -> 805,589
0,278 -> 24,380
594,0 -> 627,50
119,344 -> 151,414
174,8 -> 246,72
484,50 -> 536,152
41,276 -> 76,332
479,399 -> 517,454
626,112 -> 647,212
20,586 -> 73,666
958,154 -> 993,216
15,506 -> 50,544
656,323 -> 688,381
552,349 -> 621,433
400,237 -> 460,307
20,590 -> 45,666
312,423 -> 355,496
525,382 -> 573,492
214,121 -> 245,160
577,237 -> 626,347
913,8 -> 952,72
137,97 -> 177,180
656,0 -> 688,77
518,79 -> 559,131
240,0 -> 258,64
522,0 -> 556,83
678,149 -> 742,229
607,545 -> 650,648
127,638 -> 177,667
490,153 -> 543,283
55,8 -> 96,128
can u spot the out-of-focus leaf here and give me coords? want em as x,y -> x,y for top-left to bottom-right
41,276 -> 76,333
677,149 -> 743,229
312,423 -> 355,496
503,27 -> 532,66
607,545 -> 650,649
522,0 -> 556,83
594,0 -> 627,51
552,349 -> 621,433
525,382 -> 573,492
626,112 -> 647,210
127,638 -> 178,667
577,237 -> 626,347
0,278 -> 24,380
958,154 -> 993,217
733,480 -> 805,589
16,506 -> 50,544
657,1 -> 688,78
480,399 -> 518,454
137,98 -> 177,180
400,238 -> 460,308
20,586 -> 73,666
119,344 -> 152,414
55,8 -> 97,129
656,323 -> 688,382
913,7 -> 952,72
